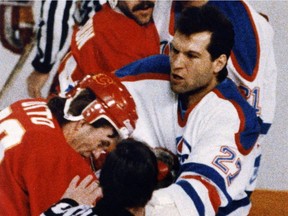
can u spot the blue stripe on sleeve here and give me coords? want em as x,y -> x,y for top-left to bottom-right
114,54 -> 171,78
257,117 -> 272,135
254,155 -> 261,167
177,180 -> 205,216
179,162 -> 232,202
217,195 -> 250,215
216,79 -> 260,153
208,1 -> 259,79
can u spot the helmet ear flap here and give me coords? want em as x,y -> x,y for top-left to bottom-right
108,0 -> 118,9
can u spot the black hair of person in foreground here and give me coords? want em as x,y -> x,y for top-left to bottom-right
42,138 -> 159,216
96,138 -> 158,216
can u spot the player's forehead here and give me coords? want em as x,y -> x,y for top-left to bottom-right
171,31 -> 212,54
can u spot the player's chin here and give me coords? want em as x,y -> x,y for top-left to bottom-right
170,81 -> 184,94
170,86 -> 180,94
134,13 -> 153,25
80,151 -> 91,158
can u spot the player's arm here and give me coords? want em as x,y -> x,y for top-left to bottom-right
148,102 -> 260,215
32,1 -> 76,73
40,199 -> 95,216
216,1 -> 277,135
245,4 -> 277,135
28,1 -> 76,98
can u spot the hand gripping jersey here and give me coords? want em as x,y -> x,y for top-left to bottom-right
154,0 -> 277,140
57,54 -> 261,215
0,99 -> 96,216
56,3 -> 160,95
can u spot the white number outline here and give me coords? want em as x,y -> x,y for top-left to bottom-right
212,146 -> 242,186
0,108 -> 26,161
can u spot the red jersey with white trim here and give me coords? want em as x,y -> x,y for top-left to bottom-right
56,3 -> 160,95
0,99 -> 95,216
154,0 -> 277,138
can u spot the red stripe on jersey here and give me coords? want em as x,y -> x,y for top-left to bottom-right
177,101 -> 199,128
118,73 -> 170,82
182,174 -> 221,213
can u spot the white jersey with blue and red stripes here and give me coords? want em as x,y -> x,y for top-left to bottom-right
57,54 -> 260,215
154,0 -> 277,139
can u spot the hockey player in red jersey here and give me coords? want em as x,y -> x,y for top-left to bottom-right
0,73 -> 138,216
52,0 -> 160,97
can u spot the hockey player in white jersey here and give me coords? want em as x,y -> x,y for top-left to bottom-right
154,0 -> 277,146
117,7 -> 260,215
153,0 -> 277,198
56,5 -> 261,215
154,0 -> 277,129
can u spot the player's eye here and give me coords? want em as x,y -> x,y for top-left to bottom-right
187,53 -> 196,59
170,44 -> 179,54
99,141 -> 110,148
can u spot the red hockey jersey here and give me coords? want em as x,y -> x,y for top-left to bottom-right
0,99 -> 95,216
67,3 -> 160,81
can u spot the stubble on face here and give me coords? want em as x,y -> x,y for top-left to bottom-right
169,31 -> 217,104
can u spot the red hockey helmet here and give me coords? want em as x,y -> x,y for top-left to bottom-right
64,73 -> 138,139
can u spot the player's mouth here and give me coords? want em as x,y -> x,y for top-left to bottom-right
171,73 -> 183,81
170,74 -> 185,88
172,73 -> 182,79
137,7 -> 153,14
132,2 -> 155,12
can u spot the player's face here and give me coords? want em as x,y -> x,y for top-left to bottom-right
117,0 -> 156,25
170,31 -> 221,98
69,121 -> 119,158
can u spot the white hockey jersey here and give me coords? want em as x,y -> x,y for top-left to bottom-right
115,55 -> 260,216
153,0 -> 277,140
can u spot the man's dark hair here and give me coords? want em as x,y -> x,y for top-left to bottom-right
176,5 -> 235,82
95,138 -> 158,215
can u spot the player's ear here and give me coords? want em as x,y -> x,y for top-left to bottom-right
213,54 -> 227,74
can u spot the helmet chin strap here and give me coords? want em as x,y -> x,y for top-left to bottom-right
108,0 -> 118,9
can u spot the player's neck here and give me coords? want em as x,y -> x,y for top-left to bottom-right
181,81 -> 217,109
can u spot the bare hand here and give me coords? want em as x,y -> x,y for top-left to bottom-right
27,70 -> 49,98
61,175 -> 103,206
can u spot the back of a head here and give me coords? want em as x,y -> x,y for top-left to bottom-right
176,5 -> 235,61
98,139 -> 158,212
